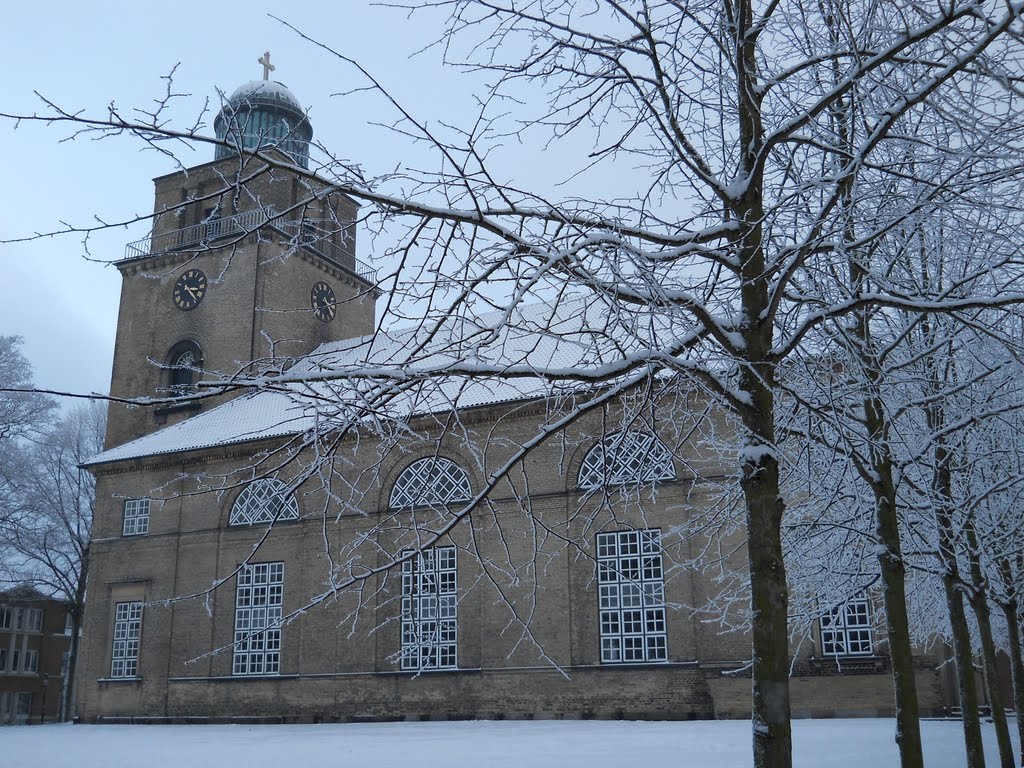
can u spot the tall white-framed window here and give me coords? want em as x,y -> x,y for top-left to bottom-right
229,479 -> 299,526
389,458 -> 472,510
400,547 -> 458,671
27,608 -> 42,632
820,596 -> 873,656
579,432 -> 676,490
0,607 -> 10,630
22,650 -> 38,674
596,529 -> 668,664
232,562 -> 284,676
110,601 -> 143,678
122,498 -> 150,536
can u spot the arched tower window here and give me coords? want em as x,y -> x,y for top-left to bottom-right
389,458 -> 472,510
166,340 -> 203,394
229,478 -> 299,526
578,432 -> 676,490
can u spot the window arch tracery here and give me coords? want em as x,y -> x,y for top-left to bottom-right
166,340 -> 203,393
578,432 -> 676,490
389,457 -> 472,510
229,478 -> 299,526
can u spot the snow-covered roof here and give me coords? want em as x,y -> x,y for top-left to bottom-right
85,297 -> 674,467
227,80 -> 304,112
85,390 -> 320,466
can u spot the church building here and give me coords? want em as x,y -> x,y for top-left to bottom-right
75,72 -> 952,723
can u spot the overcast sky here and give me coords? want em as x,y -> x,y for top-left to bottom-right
0,2 -> 504,400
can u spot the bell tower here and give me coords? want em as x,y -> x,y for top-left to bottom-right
104,66 -> 377,449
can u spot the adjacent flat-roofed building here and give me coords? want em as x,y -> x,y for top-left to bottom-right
0,586 -> 71,725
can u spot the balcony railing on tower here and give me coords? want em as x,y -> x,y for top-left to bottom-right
123,208 -> 375,283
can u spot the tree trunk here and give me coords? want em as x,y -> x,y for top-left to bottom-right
734,1 -> 791,764
995,558 -> 1024,768
61,552 -> 88,722
931,444 -> 985,768
869,456 -> 924,768
856,324 -> 923,768
740,392 -> 792,768
736,221 -> 792,768
837,34 -> 923,759
964,519 -> 1014,768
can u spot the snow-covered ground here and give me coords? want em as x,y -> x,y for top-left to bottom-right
2,717 -> 1017,767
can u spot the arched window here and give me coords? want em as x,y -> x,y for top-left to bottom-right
389,457 -> 472,510
229,478 -> 299,526
578,432 -> 676,490
166,340 -> 202,393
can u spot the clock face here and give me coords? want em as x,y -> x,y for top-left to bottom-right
311,281 -> 337,322
172,269 -> 208,311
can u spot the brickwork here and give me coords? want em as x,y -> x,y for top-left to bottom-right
82,112 -> 951,723
105,155 -> 374,449
78,399 -> 948,723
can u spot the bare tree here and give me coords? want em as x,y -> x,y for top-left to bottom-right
6,2 -> 1024,765
0,402 -> 105,721
0,335 -> 55,445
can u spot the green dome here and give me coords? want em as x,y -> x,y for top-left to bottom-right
214,80 -> 312,168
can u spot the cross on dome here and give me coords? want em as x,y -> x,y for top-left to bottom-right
258,51 -> 275,81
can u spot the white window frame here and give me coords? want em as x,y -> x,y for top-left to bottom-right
232,562 -> 284,676
22,649 -> 38,674
389,458 -> 472,511
820,595 -> 874,656
110,601 -> 143,678
596,529 -> 668,664
27,608 -> 43,633
229,479 -> 299,527
122,498 -> 151,536
400,547 -> 458,671
579,432 -> 676,490
0,607 -> 9,630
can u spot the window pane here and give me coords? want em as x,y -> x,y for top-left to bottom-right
596,529 -> 668,665
110,601 -> 143,678
579,433 -> 676,489
232,562 -> 284,676
820,596 -> 873,656
230,480 -> 299,526
389,459 -> 472,510
400,547 -> 457,671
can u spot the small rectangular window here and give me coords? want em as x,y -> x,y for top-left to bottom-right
111,602 -> 143,678
28,608 -> 43,632
122,498 -> 150,537
0,648 -> 7,672
820,596 -> 874,656
23,650 -> 38,674
0,607 -> 10,630
14,608 -> 25,630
